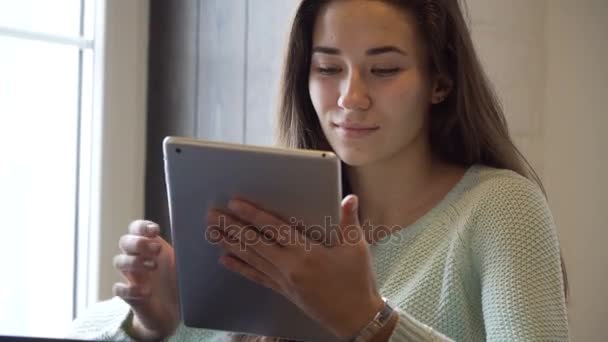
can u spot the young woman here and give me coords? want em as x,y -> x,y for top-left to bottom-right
71,0 -> 569,341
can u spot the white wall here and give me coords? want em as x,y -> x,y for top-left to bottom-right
469,0 -> 608,340
467,0 -> 547,172
542,1 -> 608,340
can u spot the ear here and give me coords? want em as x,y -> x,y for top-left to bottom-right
430,74 -> 453,104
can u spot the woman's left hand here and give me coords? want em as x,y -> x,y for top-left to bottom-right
205,194 -> 384,339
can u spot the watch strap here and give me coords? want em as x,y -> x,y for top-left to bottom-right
351,297 -> 395,342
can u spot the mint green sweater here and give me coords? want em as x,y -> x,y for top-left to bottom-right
69,165 -> 570,341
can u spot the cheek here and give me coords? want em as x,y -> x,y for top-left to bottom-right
309,79 -> 338,117
382,73 -> 430,117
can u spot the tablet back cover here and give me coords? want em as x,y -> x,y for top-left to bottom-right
163,136 -> 342,341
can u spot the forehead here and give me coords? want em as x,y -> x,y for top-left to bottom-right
312,0 -> 418,51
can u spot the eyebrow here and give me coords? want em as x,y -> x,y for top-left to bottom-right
312,45 -> 407,56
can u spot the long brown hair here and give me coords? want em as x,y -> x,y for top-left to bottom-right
236,0 -> 567,340
277,0 -> 540,183
275,0 -> 568,293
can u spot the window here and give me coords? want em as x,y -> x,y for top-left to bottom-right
0,0 -> 96,338
0,0 -> 149,337
0,0 -> 148,337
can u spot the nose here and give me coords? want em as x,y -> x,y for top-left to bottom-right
337,69 -> 371,111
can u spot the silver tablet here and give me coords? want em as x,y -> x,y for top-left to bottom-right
163,136 -> 343,341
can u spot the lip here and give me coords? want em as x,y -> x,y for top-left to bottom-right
332,122 -> 379,138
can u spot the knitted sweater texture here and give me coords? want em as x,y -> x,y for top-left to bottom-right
69,165 -> 569,341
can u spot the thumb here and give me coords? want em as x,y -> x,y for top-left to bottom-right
340,194 -> 364,244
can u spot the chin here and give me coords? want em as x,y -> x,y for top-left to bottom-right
333,148 -> 375,167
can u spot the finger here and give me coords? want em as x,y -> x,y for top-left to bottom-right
113,282 -> 150,301
212,209 -> 287,265
113,283 -> 167,339
339,194 -> 365,246
220,254 -> 282,293
128,220 -> 161,238
226,199 -> 294,245
114,254 -> 155,286
225,199 -> 317,250
208,209 -> 268,247
119,235 -> 162,256
217,233 -> 281,281
114,254 -> 157,273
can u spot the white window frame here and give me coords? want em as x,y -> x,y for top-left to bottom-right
0,0 -> 148,332
75,0 -> 148,317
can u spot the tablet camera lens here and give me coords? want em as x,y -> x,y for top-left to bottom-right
322,153 -> 326,158
176,148 -> 182,154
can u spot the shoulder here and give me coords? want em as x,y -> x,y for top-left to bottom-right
458,167 -> 569,340
444,165 -> 551,228
461,165 -> 560,259
468,165 -> 544,200
462,165 -> 551,223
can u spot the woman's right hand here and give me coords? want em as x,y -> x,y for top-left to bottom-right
113,220 -> 180,340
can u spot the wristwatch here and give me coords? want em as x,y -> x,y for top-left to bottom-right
351,297 -> 395,342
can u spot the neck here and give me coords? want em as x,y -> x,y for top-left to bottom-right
346,137 -> 462,235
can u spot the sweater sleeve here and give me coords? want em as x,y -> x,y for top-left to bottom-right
68,296 -> 228,342
67,297 -> 135,341
471,175 -> 569,341
388,309 -> 453,342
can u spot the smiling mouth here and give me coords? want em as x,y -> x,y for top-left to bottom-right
331,122 -> 380,138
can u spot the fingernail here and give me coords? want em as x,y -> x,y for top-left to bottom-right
347,195 -> 358,212
146,223 -> 159,234
143,260 -> 155,268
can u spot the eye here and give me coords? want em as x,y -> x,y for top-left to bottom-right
315,66 -> 342,75
371,67 -> 402,77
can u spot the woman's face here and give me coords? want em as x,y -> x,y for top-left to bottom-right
309,0 -> 438,166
